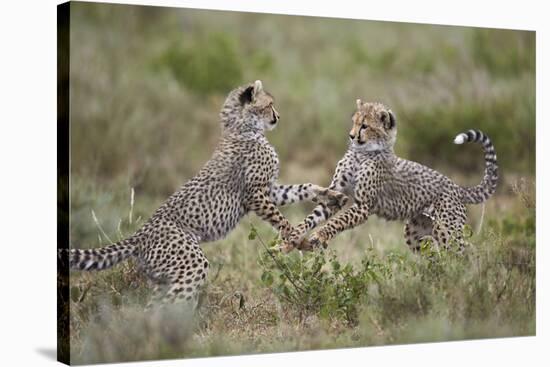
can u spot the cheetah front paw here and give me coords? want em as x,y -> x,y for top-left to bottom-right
311,187 -> 349,209
279,226 -> 293,241
278,226 -> 307,253
302,232 -> 328,251
279,220 -> 294,241
326,189 -> 349,209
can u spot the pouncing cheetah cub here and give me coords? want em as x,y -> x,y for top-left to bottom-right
61,80 -> 347,307
282,99 -> 498,253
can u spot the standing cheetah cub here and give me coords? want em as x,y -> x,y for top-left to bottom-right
61,80 -> 347,307
282,99 -> 498,253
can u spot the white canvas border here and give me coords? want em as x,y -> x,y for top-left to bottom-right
0,0 -> 546,366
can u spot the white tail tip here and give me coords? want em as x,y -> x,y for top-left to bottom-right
454,134 -> 465,144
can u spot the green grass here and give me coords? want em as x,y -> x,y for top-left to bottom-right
65,2 -> 536,364
67,177 -> 535,364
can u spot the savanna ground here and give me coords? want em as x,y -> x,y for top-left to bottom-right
60,3 -> 535,364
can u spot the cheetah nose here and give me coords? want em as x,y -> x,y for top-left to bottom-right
349,134 -> 355,140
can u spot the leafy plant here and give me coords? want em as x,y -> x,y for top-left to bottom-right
253,226 -> 393,326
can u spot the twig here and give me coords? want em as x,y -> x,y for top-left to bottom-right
129,187 -> 135,225
116,218 -> 123,239
368,233 -> 375,249
210,262 -> 224,284
92,209 -> 113,244
251,225 -> 309,295
476,203 -> 485,235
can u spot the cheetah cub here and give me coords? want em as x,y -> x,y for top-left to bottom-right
282,99 -> 498,253
61,80 -> 347,307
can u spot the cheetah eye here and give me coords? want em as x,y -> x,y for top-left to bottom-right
361,123 -> 368,129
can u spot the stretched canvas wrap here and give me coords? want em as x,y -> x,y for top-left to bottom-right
57,1 -> 536,365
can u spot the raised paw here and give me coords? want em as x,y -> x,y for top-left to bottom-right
287,224 -> 308,246
278,221 -> 293,240
311,187 -> 349,209
302,232 -> 328,251
276,233 -> 301,253
325,189 -> 349,209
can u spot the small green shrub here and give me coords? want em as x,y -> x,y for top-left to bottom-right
253,226 -> 395,326
154,33 -> 243,94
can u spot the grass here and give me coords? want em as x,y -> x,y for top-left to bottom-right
64,2 -> 536,364
67,177 -> 535,364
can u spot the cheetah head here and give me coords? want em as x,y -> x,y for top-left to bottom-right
349,100 -> 397,151
240,80 -> 280,132
220,80 -> 280,133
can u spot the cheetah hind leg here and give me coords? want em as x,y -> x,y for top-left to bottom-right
431,196 -> 467,254
145,241 -> 210,311
404,213 -> 434,253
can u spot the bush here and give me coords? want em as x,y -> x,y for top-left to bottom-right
253,226 -> 396,326
154,32 -> 243,94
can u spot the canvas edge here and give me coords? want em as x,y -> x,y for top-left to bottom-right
57,1 -> 71,365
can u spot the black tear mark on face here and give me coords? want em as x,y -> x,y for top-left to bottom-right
239,86 -> 254,105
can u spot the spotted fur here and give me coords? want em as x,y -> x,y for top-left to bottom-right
282,100 -> 498,253
60,81 -> 347,307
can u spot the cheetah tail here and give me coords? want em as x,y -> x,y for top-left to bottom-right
58,237 -> 139,271
454,129 -> 499,204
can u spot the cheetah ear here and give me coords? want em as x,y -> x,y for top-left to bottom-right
239,86 -> 254,105
253,80 -> 263,99
356,99 -> 362,110
388,110 -> 396,129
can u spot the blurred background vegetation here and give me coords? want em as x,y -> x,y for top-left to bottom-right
67,2 -> 535,363
70,3 -> 535,197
